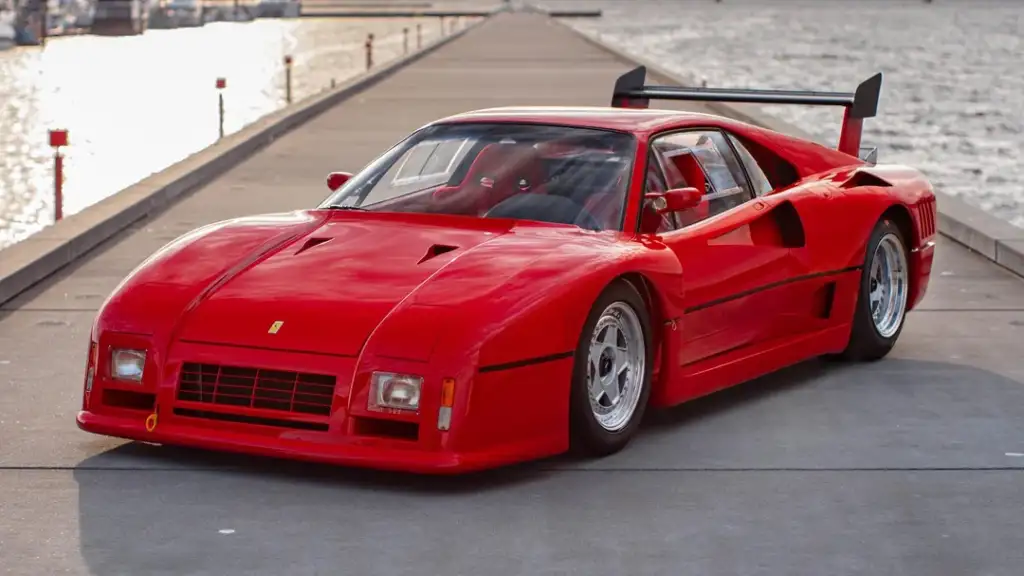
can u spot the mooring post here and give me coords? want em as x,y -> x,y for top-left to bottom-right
284,55 -> 293,104
216,77 -> 226,139
48,129 -> 68,221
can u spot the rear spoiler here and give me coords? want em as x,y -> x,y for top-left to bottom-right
610,66 -> 882,160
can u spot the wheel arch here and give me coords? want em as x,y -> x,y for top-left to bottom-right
612,271 -> 669,391
878,203 -> 919,307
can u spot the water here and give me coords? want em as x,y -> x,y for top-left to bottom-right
547,0 -> 1024,228
0,16 -> 458,249
2,1 -> 1022,250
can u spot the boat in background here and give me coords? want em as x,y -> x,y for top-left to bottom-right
91,0 -> 153,35
202,0 -> 257,22
149,0 -> 204,28
257,0 -> 298,18
0,0 -> 18,47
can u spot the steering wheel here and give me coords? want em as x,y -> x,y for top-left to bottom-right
484,194 -> 603,231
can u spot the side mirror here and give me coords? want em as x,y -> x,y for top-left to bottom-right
326,171 -> 353,192
646,187 -> 702,214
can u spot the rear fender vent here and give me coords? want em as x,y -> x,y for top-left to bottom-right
916,197 -> 937,240
295,237 -> 332,255
418,244 -> 458,264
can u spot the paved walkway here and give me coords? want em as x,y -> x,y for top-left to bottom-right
2,11 -> 1024,576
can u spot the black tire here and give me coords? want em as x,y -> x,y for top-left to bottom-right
569,279 -> 654,457
839,218 -> 910,362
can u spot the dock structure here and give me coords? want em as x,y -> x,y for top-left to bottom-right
2,10 -> 1024,575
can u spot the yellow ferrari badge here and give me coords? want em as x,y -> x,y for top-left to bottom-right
268,321 -> 284,334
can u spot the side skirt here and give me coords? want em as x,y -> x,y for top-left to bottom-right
650,322 -> 852,408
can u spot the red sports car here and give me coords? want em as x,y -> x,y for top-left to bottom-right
78,67 -> 937,473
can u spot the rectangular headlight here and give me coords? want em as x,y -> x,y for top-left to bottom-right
111,349 -> 146,383
368,372 -> 421,412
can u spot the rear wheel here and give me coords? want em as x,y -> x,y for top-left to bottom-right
840,218 -> 910,361
569,279 -> 653,456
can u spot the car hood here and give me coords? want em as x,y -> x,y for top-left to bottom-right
173,212 -> 521,357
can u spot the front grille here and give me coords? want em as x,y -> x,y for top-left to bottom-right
177,362 -> 336,416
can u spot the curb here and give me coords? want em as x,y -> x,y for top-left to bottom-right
549,17 -> 1024,278
0,17 -> 489,308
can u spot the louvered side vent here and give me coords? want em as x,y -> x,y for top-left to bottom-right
916,198 -> 937,241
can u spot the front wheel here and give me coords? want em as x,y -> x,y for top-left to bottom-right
569,279 -> 653,457
840,218 -> 910,361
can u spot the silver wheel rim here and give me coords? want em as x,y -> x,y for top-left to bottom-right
868,233 -> 909,339
587,302 -> 646,432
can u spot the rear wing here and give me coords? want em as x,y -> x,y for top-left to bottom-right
610,66 -> 882,160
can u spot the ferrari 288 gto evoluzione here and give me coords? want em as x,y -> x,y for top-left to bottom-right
78,67 -> 937,474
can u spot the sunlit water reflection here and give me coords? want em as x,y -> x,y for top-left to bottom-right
547,0 -> 1024,229
0,17 -> 456,249
4,1 -> 1022,251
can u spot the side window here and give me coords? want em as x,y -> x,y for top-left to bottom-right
726,133 -> 773,197
639,153 -> 678,234
363,138 -> 472,204
649,130 -> 755,228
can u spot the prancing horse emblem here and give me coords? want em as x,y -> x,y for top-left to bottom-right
268,321 -> 284,334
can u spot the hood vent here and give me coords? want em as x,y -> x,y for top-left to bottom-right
418,244 -> 458,264
295,237 -> 332,255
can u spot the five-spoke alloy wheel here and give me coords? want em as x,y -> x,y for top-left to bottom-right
841,217 -> 911,361
570,279 -> 653,456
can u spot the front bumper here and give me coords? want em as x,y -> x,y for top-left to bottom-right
77,409 -> 535,475
79,333 -> 570,475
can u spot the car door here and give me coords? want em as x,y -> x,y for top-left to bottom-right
644,129 -> 804,368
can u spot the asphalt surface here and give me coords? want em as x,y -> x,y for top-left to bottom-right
2,11 -> 1024,576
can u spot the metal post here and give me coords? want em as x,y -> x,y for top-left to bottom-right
48,130 -> 68,221
403,27 -> 408,54
40,0 -> 48,46
365,34 -> 374,69
284,55 -> 293,104
216,78 -> 226,139
417,23 -> 422,48
54,152 -> 63,220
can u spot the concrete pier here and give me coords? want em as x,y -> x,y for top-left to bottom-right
1,10 -> 1023,576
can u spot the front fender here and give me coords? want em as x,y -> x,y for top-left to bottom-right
94,210 -> 324,341
364,230 -> 683,371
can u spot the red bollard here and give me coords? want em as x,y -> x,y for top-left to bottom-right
284,55 -> 293,104
365,34 -> 374,69
49,129 -> 68,221
216,78 -> 226,139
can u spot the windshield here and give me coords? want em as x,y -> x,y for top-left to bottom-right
320,123 -> 636,231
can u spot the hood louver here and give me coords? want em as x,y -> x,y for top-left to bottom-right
418,244 -> 458,264
295,237 -> 332,255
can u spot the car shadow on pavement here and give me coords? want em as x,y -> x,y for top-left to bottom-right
70,354 -> 1024,576
71,356 -> 1024,574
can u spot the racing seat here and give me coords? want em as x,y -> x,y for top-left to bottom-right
453,143 -> 546,214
